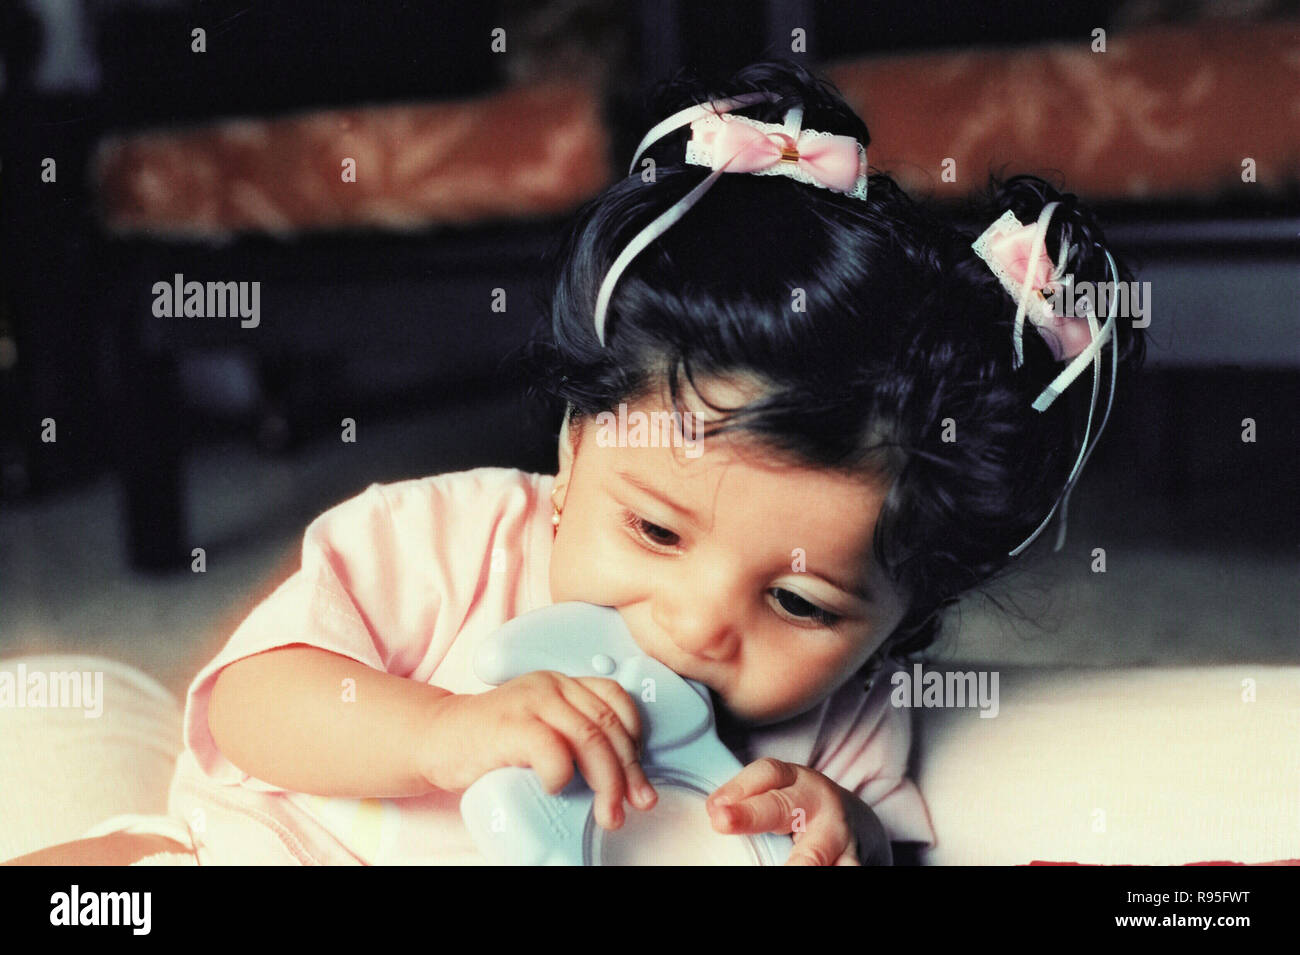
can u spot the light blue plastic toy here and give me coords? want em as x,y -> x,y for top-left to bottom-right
459,601 -> 793,865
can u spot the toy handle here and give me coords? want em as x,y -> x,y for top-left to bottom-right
461,766 -> 588,866
461,601 -> 794,865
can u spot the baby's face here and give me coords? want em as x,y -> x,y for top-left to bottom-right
549,378 -> 907,727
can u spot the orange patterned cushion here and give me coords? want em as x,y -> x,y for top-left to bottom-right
93,78 -> 612,237
93,21 -> 1299,235
824,19 -> 1300,200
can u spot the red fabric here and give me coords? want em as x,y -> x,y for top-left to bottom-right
823,19 -> 1300,200
93,78 -> 612,237
1026,860 -> 1300,865
92,21 -> 1300,235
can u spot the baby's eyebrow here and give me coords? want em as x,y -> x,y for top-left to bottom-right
615,469 -> 705,530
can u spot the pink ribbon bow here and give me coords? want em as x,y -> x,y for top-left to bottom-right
693,115 -> 863,194
973,210 -> 1096,363
593,94 -> 868,349
971,202 -> 1121,557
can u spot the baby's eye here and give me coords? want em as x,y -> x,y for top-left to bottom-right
622,511 -> 680,549
640,521 -> 678,545
769,588 -> 841,629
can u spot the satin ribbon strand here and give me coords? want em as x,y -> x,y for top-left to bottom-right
1010,201 -> 1071,370
593,164 -> 727,346
783,104 -> 804,137
1008,249 -> 1121,556
623,92 -> 782,179
1047,250 -> 1122,549
595,93 -> 785,347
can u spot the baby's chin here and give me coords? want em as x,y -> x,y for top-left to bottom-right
708,686 -> 821,729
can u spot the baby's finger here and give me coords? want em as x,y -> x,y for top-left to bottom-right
535,681 -> 639,830
707,757 -> 799,810
709,786 -> 806,836
569,678 -> 646,774
562,678 -> 657,815
785,823 -> 855,867
572,677 -> 643,749
512,722 -> 579,796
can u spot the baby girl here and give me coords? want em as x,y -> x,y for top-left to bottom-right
9,58 -> 1142,866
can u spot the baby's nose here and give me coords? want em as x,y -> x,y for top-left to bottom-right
656,606 -> 738,661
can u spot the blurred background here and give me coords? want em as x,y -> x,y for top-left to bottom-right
1,0 -> 1297,698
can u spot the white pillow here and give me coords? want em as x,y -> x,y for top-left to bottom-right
913,665 -> 1300,865
0,655 -> 183,861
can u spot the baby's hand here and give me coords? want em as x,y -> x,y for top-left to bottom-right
706,757 -> 891,866
418,672 -> 658,830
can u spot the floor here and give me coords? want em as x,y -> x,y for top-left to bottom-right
2,388 -> 1296,702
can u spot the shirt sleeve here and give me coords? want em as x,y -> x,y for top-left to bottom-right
181,481 -> 445,789
809,661 -> 937,848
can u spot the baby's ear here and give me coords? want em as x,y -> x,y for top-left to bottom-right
556,405 -> 580,482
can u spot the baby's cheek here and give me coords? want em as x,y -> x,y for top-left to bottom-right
780,651 -> 856,712
549,518 -> 634,606
733,658 -> 834,724
548,535 -> 591,604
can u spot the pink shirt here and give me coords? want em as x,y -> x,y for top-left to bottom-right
168,467 -> 936,864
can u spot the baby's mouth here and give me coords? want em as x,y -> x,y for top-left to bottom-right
636,640 -> 721,696
614,610 -> 727,695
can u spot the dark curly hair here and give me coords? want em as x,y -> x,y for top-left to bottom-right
514,58 -> 1145,670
